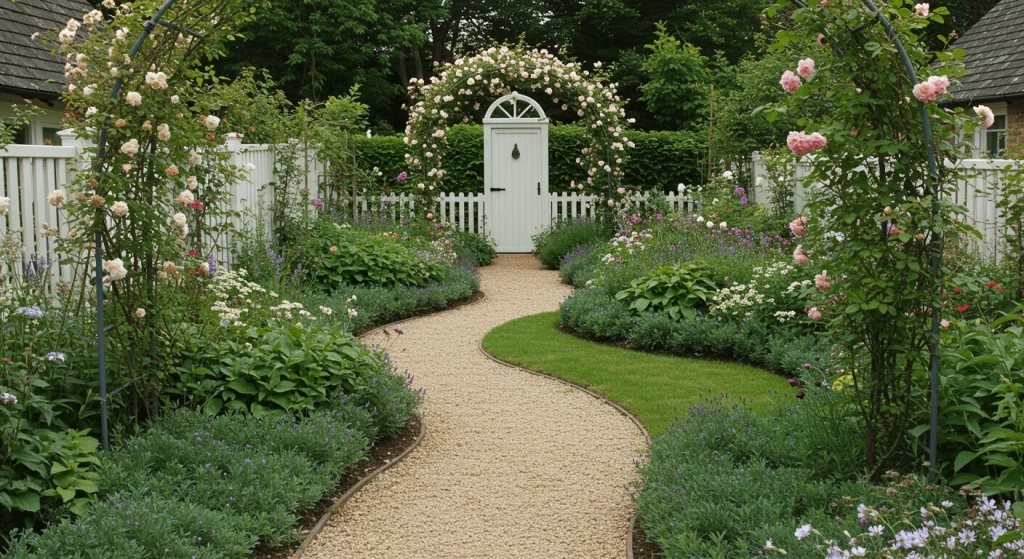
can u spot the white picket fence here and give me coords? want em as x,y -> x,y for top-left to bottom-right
750,153 -> 1021,261
353,190 -> 698,232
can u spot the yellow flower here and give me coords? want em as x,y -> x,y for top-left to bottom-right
832,374 -> 854,392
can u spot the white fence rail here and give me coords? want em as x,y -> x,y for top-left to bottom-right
750,153 -> 1020,261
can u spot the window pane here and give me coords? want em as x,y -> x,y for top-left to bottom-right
993,115 -> 1007,131
987,130 -> 1006,157
42,127 -> 59,146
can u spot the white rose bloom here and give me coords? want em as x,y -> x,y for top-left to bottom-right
722,170 -> 734,180
85,106 -> 98,117
720,221 -> 727,229
125,91 -> 142,107
46,190 -> 65,207
204,115 -> 220,130
170,95 -> 179,104
186,176 -> 199,190
120,138 -> 139,157
189,151 -> 201,165
176,190 -> 194,207
112,201 -> 129,217
706,221 -> 714,229
696,216 -> 705,223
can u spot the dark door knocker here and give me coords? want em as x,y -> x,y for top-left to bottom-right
511,143 -> 520,160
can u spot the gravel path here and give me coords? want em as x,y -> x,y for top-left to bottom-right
303,254 -> 647,559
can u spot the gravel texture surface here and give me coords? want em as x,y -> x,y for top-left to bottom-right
303,254 -> 646,559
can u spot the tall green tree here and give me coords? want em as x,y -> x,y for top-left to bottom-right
638,24 -> 712,131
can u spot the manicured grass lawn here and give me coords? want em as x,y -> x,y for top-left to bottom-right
482,312 -> 791,438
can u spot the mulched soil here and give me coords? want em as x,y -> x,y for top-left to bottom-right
632,518 -> 662,559
252,415 -> 423,559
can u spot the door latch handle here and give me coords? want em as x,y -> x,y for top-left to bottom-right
537,182 -> 541,195
490,188 -> 506,192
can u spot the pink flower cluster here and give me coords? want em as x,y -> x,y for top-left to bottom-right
912,75 -> 950,102
974,105 -> 995,129
787,131 -> 827,156
797,58 -> 815,79
790,216 -> 808,237
793,245 -> 809,265
780,71 -> 801,94
779,59 -> 814,93
914,3 -> 929,16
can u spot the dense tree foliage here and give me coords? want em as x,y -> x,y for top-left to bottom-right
212,0 -> 1001,138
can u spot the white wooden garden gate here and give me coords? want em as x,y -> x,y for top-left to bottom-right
483,92 -> 549,252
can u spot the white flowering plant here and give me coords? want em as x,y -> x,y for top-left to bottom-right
404,45 -> 633,211
711,260 -> 818,325
770,473 -> 1024,558
34,0 -> 261,419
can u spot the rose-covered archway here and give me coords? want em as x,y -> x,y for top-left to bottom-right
402,45 -> 635,210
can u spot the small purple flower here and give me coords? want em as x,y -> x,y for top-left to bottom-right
393,327 -> 404,335
1,392 -> 17,405
207,255 -> 217,276
15,306 -> 43,319
733,186 -> 746,197
396,171 -> 408,183
311,198 -> 324,211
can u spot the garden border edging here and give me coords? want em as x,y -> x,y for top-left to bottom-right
289,419 -> 426,559
477,340 -> 652,559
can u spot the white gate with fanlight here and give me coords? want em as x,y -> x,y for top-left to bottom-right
483,92 -> 550,252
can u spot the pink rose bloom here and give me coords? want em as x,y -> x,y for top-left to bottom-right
974,105 -> 995,129
807,307 -> 823,321
793,245 -> 810,265
888,224 -> 904,236
912,81 -> 937,102
915,3 -> 929,16
940,319 -> 950,329
815,271 -> 830,290
787,131 -> 827,156
790,216 -> 808,237
780,70 -> 802,94
929,75 -> 950,95
797,58 -> 815,79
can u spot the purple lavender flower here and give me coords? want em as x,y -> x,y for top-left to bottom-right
396,171 -> 408,183
311,198 -> 324,211
207,255 -> 218,276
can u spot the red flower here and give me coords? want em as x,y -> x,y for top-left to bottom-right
953,287 -> 961,294
188,200 -> 204,210
956,305 -> 970,313
986,282 -> 999,288
187,249 -> 200,258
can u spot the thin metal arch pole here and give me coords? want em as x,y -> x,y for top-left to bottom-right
789,0 -> 943,477
94,0 -> 179,451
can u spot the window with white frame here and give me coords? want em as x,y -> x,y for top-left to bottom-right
976,102 -> 1008,157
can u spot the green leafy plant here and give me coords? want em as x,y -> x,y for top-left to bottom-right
172,322 -> 378,419
301,221 -> 444,289
615,262 -> 718,319
533,218 -> 613,269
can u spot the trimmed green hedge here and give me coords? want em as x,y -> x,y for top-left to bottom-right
353,124 -> 707,194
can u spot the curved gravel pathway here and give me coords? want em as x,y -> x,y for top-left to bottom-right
303,254 -> 647,559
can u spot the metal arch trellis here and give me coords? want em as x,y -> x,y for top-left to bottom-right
786,0 -> 943,479
411,58 -> 626,199
92,0 -> 214,451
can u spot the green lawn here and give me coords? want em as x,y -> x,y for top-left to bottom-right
482,312 -> 791,438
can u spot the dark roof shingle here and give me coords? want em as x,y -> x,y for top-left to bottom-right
949,0 -> 1024,103
0,0 -> 95,98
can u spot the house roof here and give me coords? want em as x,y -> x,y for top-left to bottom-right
0,0 -> 94,99
949,0 -> 1024,103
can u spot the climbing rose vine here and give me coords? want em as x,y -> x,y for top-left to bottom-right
766,0 -> 987,474
403,45 -> 633,209
37,0 -> 258,416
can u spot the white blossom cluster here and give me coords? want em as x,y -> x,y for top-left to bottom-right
403,45 -> 634,207
711,262 -> 800,321
601,229 -> 653,263
208,269 -> 267,327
